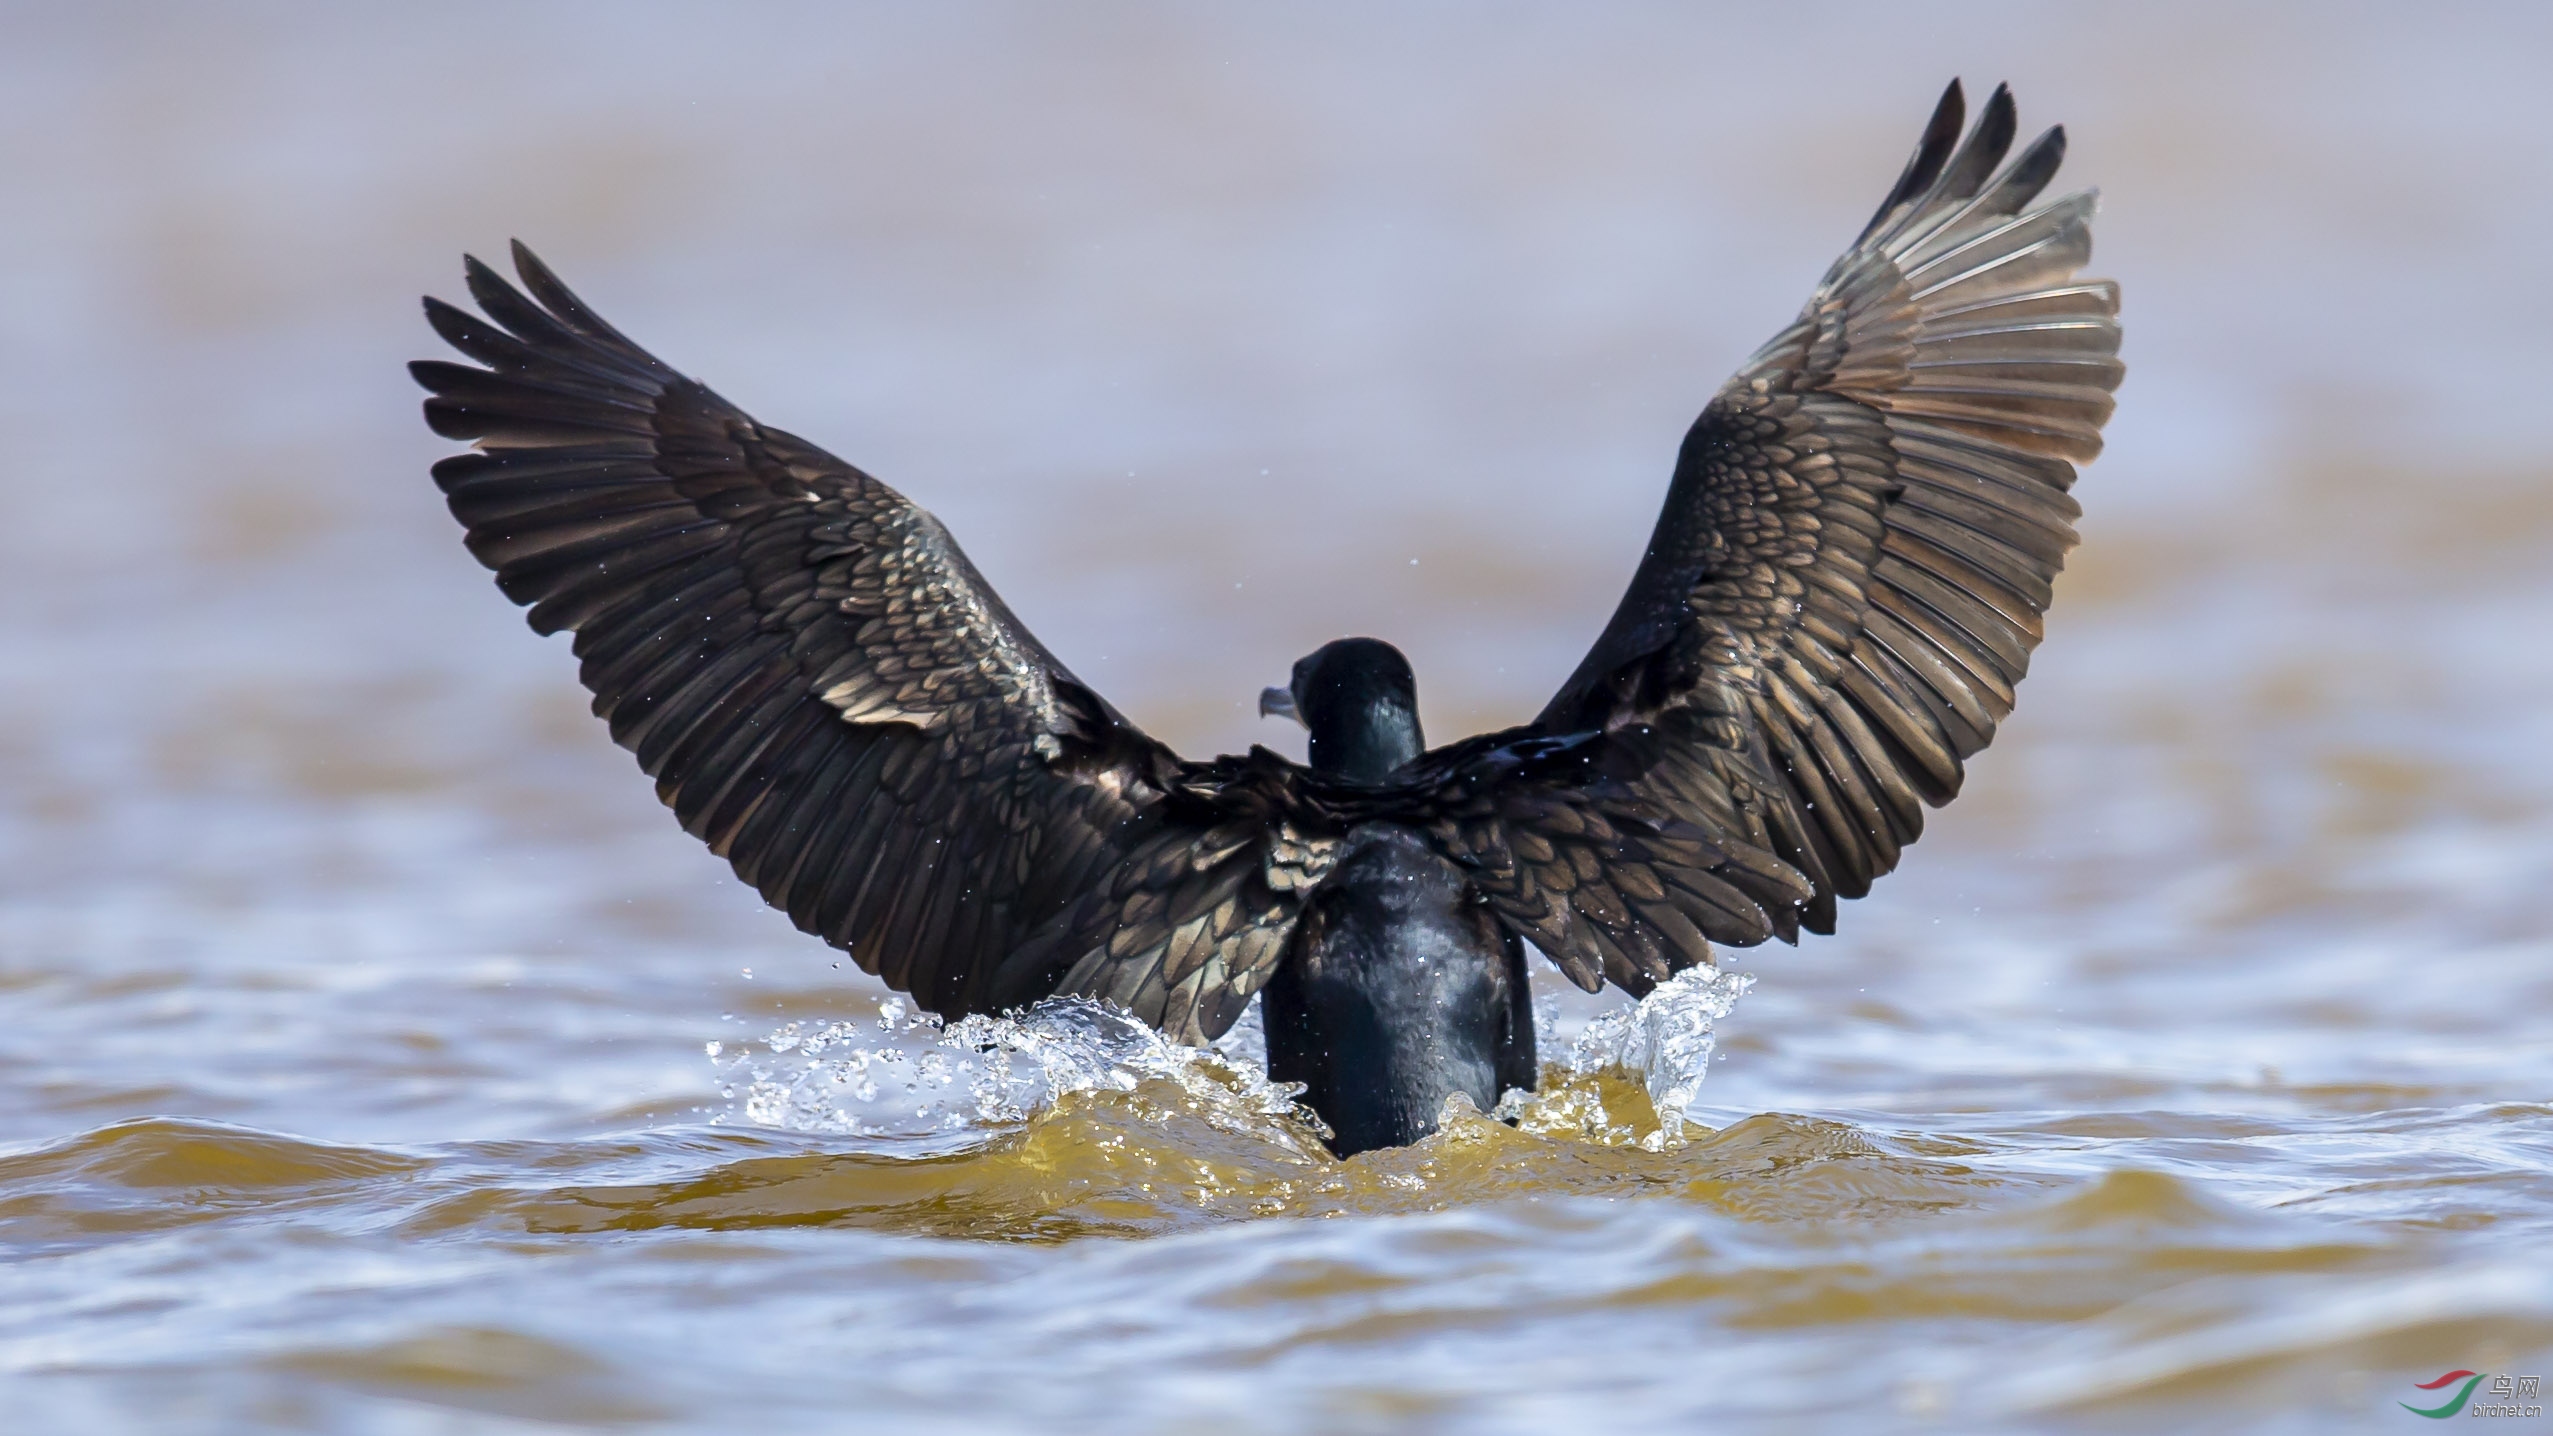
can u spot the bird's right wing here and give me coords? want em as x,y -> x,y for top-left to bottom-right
1524,80 -> 2120,943
414,244 -> 1306,1036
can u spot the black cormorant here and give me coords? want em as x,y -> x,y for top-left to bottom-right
412,81 -> 2119,1155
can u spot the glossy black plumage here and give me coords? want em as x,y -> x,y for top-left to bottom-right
1262,826 -> 1536,1155
413,79 -> 2118,1150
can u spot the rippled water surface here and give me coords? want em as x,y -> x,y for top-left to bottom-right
6,6 -> 2553,1432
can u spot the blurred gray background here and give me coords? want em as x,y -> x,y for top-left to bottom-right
9,13 -> 2553,1427
4,3 -> 2550,1137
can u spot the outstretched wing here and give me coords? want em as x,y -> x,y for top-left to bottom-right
1498,79 -> 2118,971
413,244 -> 1300,1035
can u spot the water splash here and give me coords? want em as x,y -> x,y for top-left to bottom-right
1542,964 -> 1754,1148
712,995 -> 1311,1146
716,967 -> 1748,1153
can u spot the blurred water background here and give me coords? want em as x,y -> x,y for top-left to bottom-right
4,4 -> 2552,1432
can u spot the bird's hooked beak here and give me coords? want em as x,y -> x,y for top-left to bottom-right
1258,685 -> 1304,726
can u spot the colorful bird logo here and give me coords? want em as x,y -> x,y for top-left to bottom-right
2401,1370 -> 2484,1418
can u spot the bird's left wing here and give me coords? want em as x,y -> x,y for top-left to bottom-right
414,244 -> 1299,1038
1543,81 -> 2117,939
1387,81 -> 2119,996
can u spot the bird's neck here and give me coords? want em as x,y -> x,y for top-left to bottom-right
1308,697 -> 1424,784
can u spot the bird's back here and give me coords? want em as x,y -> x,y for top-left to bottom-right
1261,825 -> 1537,1155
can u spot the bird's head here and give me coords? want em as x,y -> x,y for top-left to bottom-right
1259,637 -> 1425,783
